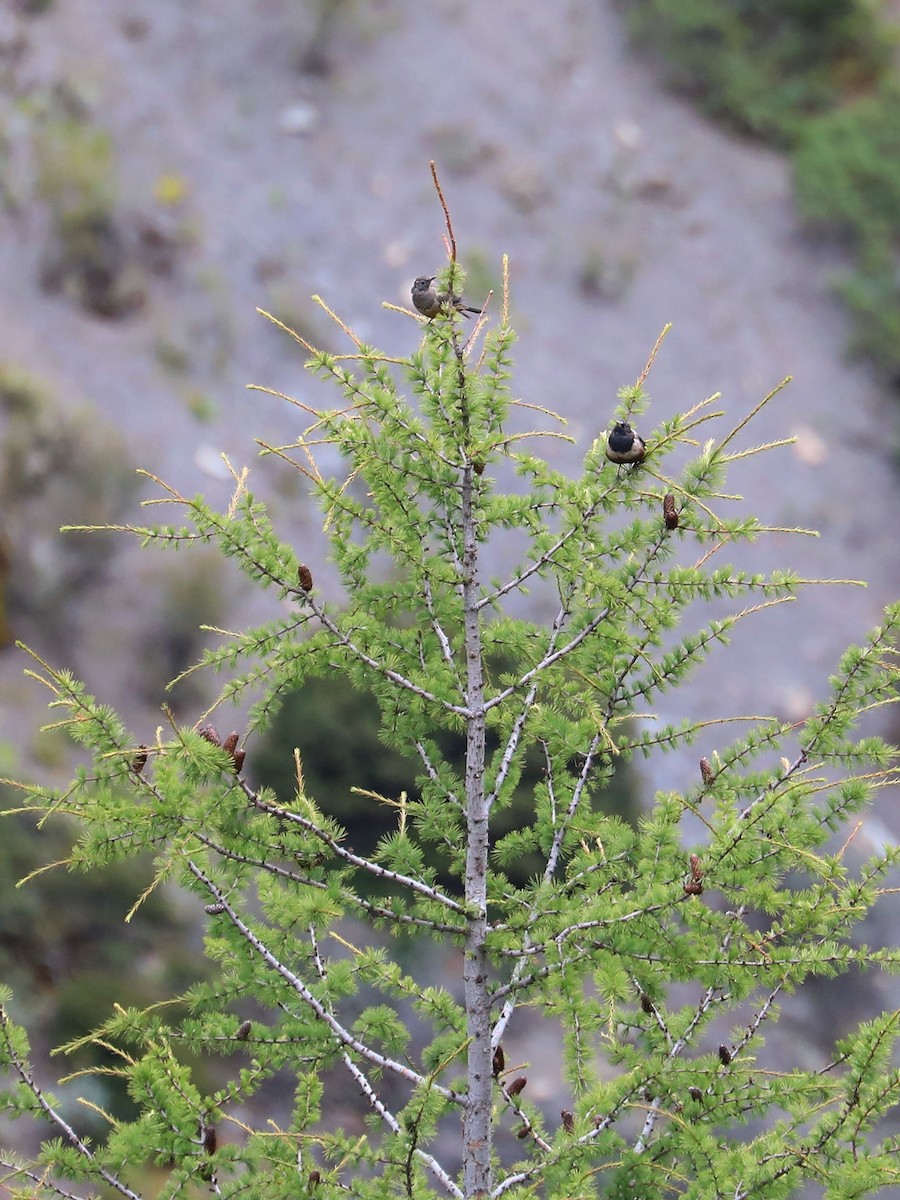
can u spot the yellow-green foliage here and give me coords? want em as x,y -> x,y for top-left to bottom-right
34,116 -> 116,225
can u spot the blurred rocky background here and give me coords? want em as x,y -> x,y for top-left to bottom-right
2,0 -> 900,1166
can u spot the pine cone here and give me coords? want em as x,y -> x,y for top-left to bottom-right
663,493 -> 679,530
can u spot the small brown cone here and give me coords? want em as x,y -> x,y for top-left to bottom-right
663,493 -> 679,530
201,1123 -> 217,1155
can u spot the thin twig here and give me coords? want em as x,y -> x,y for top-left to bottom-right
430,161 -> 456,263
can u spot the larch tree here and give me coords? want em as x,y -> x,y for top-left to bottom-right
2,182 -> 900,1200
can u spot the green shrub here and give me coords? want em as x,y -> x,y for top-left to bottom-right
791,86 -> 900,379
794,84 -> 900,240
33,114 -> 143,316
835,253 -> 900,381
618,0 -> 892,142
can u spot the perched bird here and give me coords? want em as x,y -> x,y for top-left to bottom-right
411,275 -> 481,319
605,421 -> 646,465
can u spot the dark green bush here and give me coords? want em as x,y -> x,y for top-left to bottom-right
252,675 -> 636,888
619,0 -> 892,142
792,86 -> 900,379
33,114 -> 144,316
794,84 -> 900,240
835,252 -> 900,382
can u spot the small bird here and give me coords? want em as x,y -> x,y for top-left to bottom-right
411,275 -> 481,319
605,421 -> 646,465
